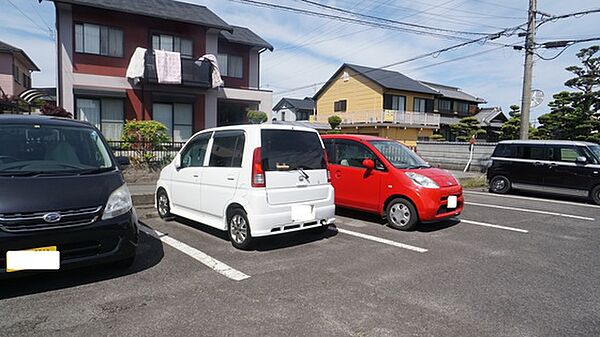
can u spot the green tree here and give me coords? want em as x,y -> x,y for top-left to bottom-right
121,120 -> 171,166
536,46 -> 600,143
430,134 -> 445,142
450,116 -> 486,142
328,115 -> 342,130
247,110 -> 268,124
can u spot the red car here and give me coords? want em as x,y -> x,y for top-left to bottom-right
321,135 -> 463,230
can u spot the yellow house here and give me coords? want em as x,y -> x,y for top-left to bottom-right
314,64 -> 443,146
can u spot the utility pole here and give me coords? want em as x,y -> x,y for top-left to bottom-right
519,0 -> 537,140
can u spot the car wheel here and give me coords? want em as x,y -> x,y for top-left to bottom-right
157,190 -> 172,220
386,198 -> 418,231
489,175 -> 511,194
591,185 -> 600,205
228,209 -> 253,250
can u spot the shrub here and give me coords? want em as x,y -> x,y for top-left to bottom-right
430,134 -> 445,142
40,103 -> 72,118
328,115 -> 342,130
247,110 -> 268,124
120,120 -> 171,167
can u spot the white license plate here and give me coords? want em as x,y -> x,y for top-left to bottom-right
6,246 -> 60,272
291,205 -> 315,222
447,195 -> 458,209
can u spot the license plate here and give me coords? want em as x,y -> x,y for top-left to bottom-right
447,196 -> 458,209
6,246 -> 60,272
291,205 -> 314,222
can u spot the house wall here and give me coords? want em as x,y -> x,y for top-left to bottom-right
0,53 -> 13,95
12,56 -> 32,96
383,89 -> 435,112
217,40 -> 251,89
340,125 -> 435,147
272,107 -> 295,121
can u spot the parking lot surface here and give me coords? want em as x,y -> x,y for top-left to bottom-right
1,191 -> 599,337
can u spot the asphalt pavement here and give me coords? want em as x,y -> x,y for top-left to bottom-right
1,191 -> 599,337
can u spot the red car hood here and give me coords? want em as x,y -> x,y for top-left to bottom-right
408,168 -> 460,187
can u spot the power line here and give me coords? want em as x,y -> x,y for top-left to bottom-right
5,0 -> 53,38
297,0 -> 490,36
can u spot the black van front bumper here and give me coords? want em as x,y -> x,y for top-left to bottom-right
0,209 -> 138,279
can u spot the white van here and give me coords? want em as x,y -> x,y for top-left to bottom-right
155,124 -> 336,249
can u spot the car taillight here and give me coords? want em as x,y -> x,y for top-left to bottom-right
323,149 -> 331,183
252,147 -> 265,188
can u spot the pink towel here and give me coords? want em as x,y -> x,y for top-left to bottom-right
155,50 -> 181,84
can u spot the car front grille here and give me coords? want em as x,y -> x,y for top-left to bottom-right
0,206 -> 103,233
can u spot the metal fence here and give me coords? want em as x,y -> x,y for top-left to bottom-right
107,140 -> 185,165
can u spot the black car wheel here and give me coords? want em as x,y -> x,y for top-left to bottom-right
157,190 -> 172,220
386,198 -> 418,231
591,185 -> 600,205
489,175 -> 511,194
228,209 -> 253,250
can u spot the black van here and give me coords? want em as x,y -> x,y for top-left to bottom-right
0,115 -> 138,277
487,140 -> 600,204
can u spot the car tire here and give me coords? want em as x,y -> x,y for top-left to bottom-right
489,175 -> 511,194
228,209 -> 253,250
157,190 -> 172,220
591,185 -> 600,205
386,198 -> 418,231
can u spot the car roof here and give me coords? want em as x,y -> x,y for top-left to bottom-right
320,134 -> 390,142
0,114 -> 93,128
198,123 -> 319,134
499,140 -> 598,147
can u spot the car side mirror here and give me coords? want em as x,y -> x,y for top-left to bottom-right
174,153 -> 182,170
116,156 -> 130,167
362,158 -> 375,170
576,156 -> 588,164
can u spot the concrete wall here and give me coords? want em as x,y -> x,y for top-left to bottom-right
416,141 -> 498,172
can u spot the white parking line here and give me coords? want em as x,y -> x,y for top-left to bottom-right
464,190 -> 600,209
460,219 -> 529,233
464,202 -> 595,221
336,228 -> 428,253
139,225 -> 250,281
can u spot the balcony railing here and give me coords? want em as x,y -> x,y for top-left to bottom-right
143,52 -> 212,88
334,110 -> 440,127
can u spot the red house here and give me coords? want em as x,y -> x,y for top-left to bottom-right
48,0 -> 273,140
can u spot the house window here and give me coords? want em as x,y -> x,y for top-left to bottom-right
13,65 -> 20,84
76,98 -> 124,141
383,94 -> 405,112
153,103 -> 193,142
75,23 -> 123,57
152,34 -> 193,58
217,54 -> 243,78
456,102 -> 469,115
414,98 -> 427,113
334,100 -> 347,112
438,99 -> 452,113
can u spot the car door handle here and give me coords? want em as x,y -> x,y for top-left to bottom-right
227,176 -> 235,181
193,174 -> 199,178
548,163 -> 558,168
533,162 -> 544,167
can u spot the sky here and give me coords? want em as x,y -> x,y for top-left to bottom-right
1,0 -> 599,122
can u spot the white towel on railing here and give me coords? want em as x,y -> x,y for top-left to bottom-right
126,47 -> 147,79
155,50 -> 181,84
198,54 -> 224,88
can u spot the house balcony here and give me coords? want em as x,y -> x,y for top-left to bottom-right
143,52 -> 212,88
335,110 -> 441,128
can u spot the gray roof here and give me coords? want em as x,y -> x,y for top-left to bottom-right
220,26 -> 273,51
421,81 -> 486,104
474,107 -> 507,125
273,97 -> 315,111
0,41 -> 39,71
271,120 -> 330,131
314,64 -> 439,99
50,0 -> 231,31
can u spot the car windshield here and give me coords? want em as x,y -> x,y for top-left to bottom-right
369,140 -> 430,169
589,145 -> 600,162
0,123 -> 114,176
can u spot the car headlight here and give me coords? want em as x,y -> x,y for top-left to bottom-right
405,172 -> 439,189
102,184 -> 133,220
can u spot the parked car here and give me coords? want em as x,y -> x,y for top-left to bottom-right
488,140 -> 600,204
321,135 -> 463,231
155,125 -> 336,249
0,115 -> 138,278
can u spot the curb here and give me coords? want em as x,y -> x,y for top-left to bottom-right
132,193 -> 154,207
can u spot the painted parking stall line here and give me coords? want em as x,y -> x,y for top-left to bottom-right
139,225 -> 250,281
460,219 -> 529,233
464,202 -> 595,221
464,190 -> 600,209
336,227 -> 428,253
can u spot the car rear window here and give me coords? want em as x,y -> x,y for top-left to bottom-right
261,130 -> 325,171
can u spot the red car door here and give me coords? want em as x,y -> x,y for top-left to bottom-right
329,139 -> 383,212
